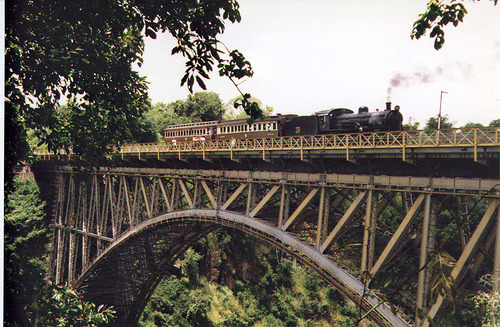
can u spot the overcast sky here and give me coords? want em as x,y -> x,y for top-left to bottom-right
138,0 -> 499,126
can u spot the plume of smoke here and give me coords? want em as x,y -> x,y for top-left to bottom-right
386,63 -> 472,101
390,66 -> 444,88
387,62 -> 474,101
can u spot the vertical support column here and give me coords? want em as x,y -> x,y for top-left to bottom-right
68,233 -> 76,285
246,182 -> 254,216
107,175 -> 117,239
321,191 -> 331,242
278,184 -> 291,229
493,200 -> 500,293
66,174 -> 76,285
316,186 -> 325,249
415,192 -> 436,326
170,179 -> 178,211
220,183 -> 228,208
54,173 -> 65,285
361,188 -> 378,275
97,175 -> 107,252
80,183 -> 89,272
361,188 -> 373,274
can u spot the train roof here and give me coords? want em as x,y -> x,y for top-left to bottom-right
315,108 -> 354,116
164,114 -> 298,131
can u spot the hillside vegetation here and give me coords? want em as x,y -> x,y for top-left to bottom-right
139,230 -> 373,327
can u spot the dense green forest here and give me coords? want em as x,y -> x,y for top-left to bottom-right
139,230 -> 365,327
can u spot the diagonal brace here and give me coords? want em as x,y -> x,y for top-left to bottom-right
370,193 -> 425,277
250,185 -> 280,218
320,191 -> 367,253
283,188 -> 319,230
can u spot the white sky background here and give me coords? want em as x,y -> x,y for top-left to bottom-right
139,0 -> 500,126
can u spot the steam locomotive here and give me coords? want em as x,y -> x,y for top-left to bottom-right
164,102 -> 403,143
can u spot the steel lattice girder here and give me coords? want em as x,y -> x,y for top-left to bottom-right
49,166 -> 500,326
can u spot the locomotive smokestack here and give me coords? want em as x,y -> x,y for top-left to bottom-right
386,102 -> 392,111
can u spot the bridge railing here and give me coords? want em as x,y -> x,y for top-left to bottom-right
34,127 -> 499,161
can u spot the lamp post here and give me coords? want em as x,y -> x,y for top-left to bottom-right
438,91 -> 448,129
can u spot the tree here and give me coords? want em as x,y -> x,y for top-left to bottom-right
462,122 -> 484,128
402,117 -> 421,132
412,0 -> 498,50
173,92 -> 225,122
489,119 -> 500,127
5,178 -> 49,326
5,0 -> 260,190
425,115 -> 454,129
4,178 -> 116,326
35,285 -> 116,327
142,102 -> 193,141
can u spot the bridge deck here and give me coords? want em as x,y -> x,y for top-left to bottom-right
35,127 -> 500,162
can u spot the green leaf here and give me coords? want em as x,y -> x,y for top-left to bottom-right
195,76 -> 206,90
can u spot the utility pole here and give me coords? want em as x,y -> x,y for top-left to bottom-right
438,91 -> 448,129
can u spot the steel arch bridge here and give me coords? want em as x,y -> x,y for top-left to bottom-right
46,166 -> 499,326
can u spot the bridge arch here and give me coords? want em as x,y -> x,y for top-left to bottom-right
74,209 -> 409,326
